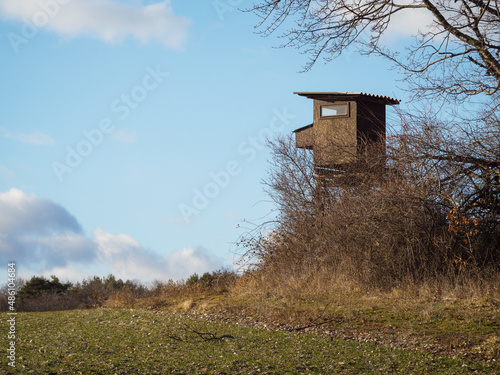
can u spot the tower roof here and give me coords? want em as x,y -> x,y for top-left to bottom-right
294,92 -> 400,105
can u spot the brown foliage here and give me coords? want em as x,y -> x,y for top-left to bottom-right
238,132 -> 499,293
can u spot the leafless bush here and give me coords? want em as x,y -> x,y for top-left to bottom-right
104,270 -> 239,309
392,108 -> 500,268
239,130 -> 499,294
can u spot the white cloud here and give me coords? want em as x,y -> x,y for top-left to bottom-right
0,0 -> 191,48
0,127 -> 55,145
384,7 -> 435,40
93,228 -> 222,281
165,247 -> 222,281
0,188 -> 222,283
0,188 -> 82,236
0,188 -> 94,272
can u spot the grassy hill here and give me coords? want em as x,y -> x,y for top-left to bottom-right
2,290 -> 499,374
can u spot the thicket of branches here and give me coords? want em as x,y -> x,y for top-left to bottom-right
239,0 -> 500,291
240,132 -> 498,290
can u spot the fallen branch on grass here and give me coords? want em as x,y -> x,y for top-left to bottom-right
289,299 -> 339,332
290,318 -> 339,332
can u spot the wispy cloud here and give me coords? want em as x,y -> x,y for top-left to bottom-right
378,3 -> 435,43
0,127 -> 55,145
94,229 -> 222,281
0,188 -> 222,282
0,0 -> 191,48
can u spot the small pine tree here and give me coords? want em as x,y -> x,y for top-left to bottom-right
199,272 -> 215,287
186,273 -> 199,286
18,275 -> 72,300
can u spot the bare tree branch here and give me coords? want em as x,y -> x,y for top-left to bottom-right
248,0 -> 500,100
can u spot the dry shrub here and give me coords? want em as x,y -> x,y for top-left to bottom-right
105,270 -> 238,309
106,284 -> 147,308
238,134 -> 500,299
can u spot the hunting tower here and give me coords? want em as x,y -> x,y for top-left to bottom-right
293,92 -> 400,172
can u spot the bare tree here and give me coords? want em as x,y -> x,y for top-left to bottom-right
240,1 -> 500,291
250,0 -> 500,101
250,0 -> 500,234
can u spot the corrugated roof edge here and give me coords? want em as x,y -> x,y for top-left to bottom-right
293,92 -> 401,105
293,123 -> 313,133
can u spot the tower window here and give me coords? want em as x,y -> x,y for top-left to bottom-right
321,103 -> 349,117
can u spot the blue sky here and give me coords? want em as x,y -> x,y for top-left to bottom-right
0,0 -> 419,284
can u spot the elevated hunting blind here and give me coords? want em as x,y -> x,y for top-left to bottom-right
293,92 -> 400,172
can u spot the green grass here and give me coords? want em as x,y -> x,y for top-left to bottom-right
2,309 -> 499,374
204,290 -> 500,356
